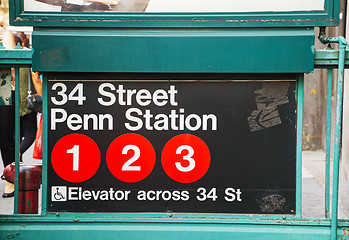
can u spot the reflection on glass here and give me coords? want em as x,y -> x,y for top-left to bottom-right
23,0 -> 325,13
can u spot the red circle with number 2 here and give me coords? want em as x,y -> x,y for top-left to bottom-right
51,134 -> 101,183
106,133 -> 156,183
161,134 -> 211,183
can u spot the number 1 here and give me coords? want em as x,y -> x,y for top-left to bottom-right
67,145 -> 79,171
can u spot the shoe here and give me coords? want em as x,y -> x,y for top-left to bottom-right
2,191 -> 14,198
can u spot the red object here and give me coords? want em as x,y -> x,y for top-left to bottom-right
2,163 -> 15,184
106,133 -> 156,183
33,114 -> 43,159
2,163 -> 42,214
51,133 -> 101,183
161,134 -> 211,183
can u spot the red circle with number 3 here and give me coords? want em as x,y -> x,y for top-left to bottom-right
51,134 -> 101,183
106,133 -> 156,183
161,134 -> 211,183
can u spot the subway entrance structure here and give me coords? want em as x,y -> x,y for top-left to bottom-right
1,0 -> 349,239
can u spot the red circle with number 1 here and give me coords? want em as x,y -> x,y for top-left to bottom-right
51,134 -> 101,183
106,133 -> 156,183
161,134 -> 211,183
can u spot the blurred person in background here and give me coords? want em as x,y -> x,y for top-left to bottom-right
0,30 -> 15,197
0,31 -> 41,198
15,32 -> 30,49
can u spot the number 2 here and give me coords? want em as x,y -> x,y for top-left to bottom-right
122,145 -> 141,171
175,145 -> 195,172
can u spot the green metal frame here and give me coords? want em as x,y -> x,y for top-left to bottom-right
31,28 -> 315,73
0,45 -> 32,67
296,74 -> 304,217
1,39 -> 349,239
9,0 -> 339,27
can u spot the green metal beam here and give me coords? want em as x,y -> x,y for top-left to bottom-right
0,49 -> 32,67
0,219 -> 349,240
31,28 -> 315,73
14,68 -> 20,215
325,69 -> 333,218
0,42 -> 348,70
314,48 -> 349,68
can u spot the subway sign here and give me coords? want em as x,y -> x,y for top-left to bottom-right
47,73 -> 296,214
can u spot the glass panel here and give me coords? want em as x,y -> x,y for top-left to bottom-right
24,0 -> 325,12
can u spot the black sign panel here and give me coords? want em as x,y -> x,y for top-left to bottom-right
47,73 -> 297,214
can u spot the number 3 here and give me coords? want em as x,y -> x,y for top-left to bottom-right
51,83 -> 68,105
175,145 -> 195,172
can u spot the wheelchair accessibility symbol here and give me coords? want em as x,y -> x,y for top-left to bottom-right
51,186 -> 67,202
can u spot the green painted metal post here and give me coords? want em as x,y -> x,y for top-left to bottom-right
42,75 -> 48,215
325,68 -> 333,218
14,67 -> 20,215
330,37 -> 347,240
296,74 -> 304,217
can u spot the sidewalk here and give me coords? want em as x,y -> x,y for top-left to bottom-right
0,150 -> 348,217
302,151 -> 348,218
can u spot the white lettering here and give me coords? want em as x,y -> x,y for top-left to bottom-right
154,114 -> 168,130
99,114 -> 113,130
126,89 -> 136,105
168,85 -> 178,106
153,89 -> 168,106
98,83 -> 116,106
92,191 -> 100,200
82,190 -> 92,200
116,85 -> 126,105
125,108 -> 143,131
147,190 -> 156,201
185,114 -> 202,131
51,108 -> 67,130
203,114 -> 217,131
144,110 -> 153,130
224,188 -> 243,202
68,187 -> 79,200
67,114 -> 82,131
136,89 -> 151,106
83,114 -> 98,130
100,190 -> 109,201
124,109 -> 217,131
